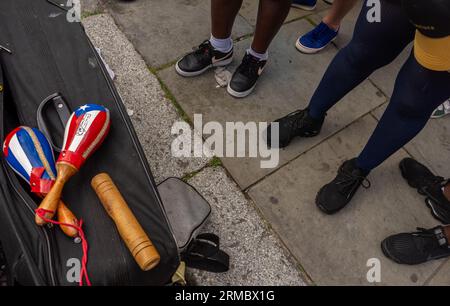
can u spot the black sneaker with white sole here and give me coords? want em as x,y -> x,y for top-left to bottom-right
227,53 -> 266,98
399,158 -> 450,224
316,158 -> 371,214
175,40 -> 233,77
382,226 -> 450,265
266,109 -> 324,148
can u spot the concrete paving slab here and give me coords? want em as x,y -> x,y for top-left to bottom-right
186,166 -> 306,285
239,0 -> 330,27
372,104 -> 450,177
103,0 -> 253,68
248,114 -> 442,285
81,0 -> 102,15
83,14 -> 209,183
159,18 -> 386,189
425,258 -> 450,286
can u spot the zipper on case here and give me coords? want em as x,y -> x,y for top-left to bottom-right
2,162 -> 57,286
85,37 -> 181,264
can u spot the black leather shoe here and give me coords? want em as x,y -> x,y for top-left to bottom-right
227,53 -> 266,98
176,40 -> 233,77
316,158 -> 370,214
266,109 -> 324,148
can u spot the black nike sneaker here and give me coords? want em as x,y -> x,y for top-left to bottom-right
382,226 -> 450,265
175,40 -> 233,77
227,53 -> 266,98
266,109 -> 324,148
399,158 -> 450,224
316,158 -> 370,214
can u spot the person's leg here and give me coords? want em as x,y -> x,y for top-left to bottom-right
268,0 -> 415,148
356,53 -> 450,172
211,0 -> 243,39
307,0 -> 415,119
445,226 -> 450,241
227,0 -> 291,98
322,0 -> 358,30
175,0 -> 242,77
251,0 -> 292,54
316,52 -> 450,215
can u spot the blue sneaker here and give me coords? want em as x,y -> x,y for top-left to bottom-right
291,0 -> 317,10
295,21 -> 338,54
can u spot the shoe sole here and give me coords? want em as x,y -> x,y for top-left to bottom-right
175,56 -> 233,77
291,4 -> 316,10
295,37 -> 336,54
227,83 -> 256,99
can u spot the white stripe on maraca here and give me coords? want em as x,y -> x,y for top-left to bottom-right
9,135 -> 33,178
62,112 -> 75,150
68,110 -> 100,153
82,109 -> 110,159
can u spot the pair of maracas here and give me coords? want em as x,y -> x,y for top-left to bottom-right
3,104 -> 110,239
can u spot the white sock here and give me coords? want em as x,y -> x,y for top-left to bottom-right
247,47 -> 268,61
209,35 -> 233,53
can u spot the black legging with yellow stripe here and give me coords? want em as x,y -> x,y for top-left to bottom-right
307,0 -> 450,173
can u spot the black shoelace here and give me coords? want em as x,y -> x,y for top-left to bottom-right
335,167 -> 371,198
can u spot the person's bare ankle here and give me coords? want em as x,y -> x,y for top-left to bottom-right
444,226 -> 450,245
442,182 -> 450,202
322,17 -> 340,31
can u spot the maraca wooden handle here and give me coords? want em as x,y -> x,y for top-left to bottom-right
36,163 -> 77,225
57,200 -> 79,238
91,173 -> 160,271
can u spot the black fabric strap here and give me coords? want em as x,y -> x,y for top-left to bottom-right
181,233 -> 230,273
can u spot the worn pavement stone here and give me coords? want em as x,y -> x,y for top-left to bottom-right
103,0 -> 254,68
159,18 -> 386,189
239,0 -> 330,27
81,0 -> 102,15
426,258 -> 450,285
83,14 -> 209,183
248,115 -> 444,285
187,167 -> 306,286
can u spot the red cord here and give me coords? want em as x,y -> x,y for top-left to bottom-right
35,208 -> 91,286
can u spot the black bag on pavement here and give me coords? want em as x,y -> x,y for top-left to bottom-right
0,0 -> 180,286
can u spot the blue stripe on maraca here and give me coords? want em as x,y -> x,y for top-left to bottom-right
16,128 -> 45,178
5,139 -> 30,182
33,127 -> 57,179
74,104 -> 107,117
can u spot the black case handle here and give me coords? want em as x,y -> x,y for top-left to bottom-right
37,93 -> 71,152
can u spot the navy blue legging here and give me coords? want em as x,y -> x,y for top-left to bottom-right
308,0 -> 450,173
